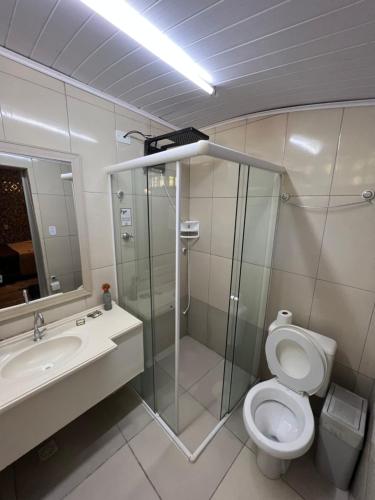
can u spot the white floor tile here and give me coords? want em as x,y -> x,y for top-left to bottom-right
284,449 -> 349,500
14,403 -> 125,500
130,420 -> 242,500
212,446 -> 302,500
65,445 -> 158,500
102,385 -> 153,441
161,391 -> 219,451
225,403 -> 249,444
188,360 -> 224,418
154,361 -> 185,414
158,336 -> 222,390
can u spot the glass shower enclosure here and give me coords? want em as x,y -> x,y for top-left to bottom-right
108,141 -> 283,460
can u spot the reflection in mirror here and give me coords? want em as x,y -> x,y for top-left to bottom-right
0,152 -> 82,310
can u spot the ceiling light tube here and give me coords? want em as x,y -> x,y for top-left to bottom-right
80,0 -> 215,95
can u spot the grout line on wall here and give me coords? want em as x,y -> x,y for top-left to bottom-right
306,109 -> 345,329
63,84 -> 73,154
357,302 -> 375,376
205,99 -> 375,131
0,47 -> 177,130
0,103 -> 6,139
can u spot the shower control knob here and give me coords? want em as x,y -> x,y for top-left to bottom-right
122,232 -> 134,241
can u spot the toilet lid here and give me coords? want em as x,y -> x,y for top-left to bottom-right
266,325 -> 327,395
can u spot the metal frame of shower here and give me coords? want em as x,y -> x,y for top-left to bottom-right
106,140 -> 285,461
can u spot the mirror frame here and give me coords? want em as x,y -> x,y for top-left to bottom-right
0,140 -> 92,322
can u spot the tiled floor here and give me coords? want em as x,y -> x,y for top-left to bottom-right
0,336 -> 350,500
156,335 -> 251,452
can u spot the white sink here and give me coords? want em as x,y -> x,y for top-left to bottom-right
1,336 -> 82,380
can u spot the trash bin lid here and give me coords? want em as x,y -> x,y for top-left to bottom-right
320,383 -> 368,449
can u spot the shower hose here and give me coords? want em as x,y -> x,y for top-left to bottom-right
160,172 -> 193,315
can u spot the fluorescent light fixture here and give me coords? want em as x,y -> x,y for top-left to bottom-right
80,0 -> 215,95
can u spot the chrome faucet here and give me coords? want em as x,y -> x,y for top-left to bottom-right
33,311 -> 46,342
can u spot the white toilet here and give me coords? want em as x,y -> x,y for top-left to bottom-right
243,311 -> 337,479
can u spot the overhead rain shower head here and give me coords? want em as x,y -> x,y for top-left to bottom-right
144,127 -> 209,156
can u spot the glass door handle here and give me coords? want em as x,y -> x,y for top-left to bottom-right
230,295 -> 239,302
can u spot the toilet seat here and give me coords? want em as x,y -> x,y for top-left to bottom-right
266,325 -> 327,395
243,378 -> 315,459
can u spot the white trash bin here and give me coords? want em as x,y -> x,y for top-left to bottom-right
315,383 -> 367,490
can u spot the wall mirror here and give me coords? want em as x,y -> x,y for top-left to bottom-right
0,142 -> 91,322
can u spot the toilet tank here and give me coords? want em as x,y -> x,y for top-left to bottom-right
302,327 -> 337,397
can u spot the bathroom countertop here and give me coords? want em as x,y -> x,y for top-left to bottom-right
0,303 -> 142,414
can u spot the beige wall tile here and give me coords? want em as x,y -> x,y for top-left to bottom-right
32,158 -> 65,195
331,107 -> 375,195
239,263 -> 271,328
283,109 -> 342,195
215,124 -> 246,151
150,121 -> 173,136
149,196 -> 175,256
0,113 -> 4,139
0,54 -> 64,93
190,250 -> 210,303
310,280 -> 375,370
84,192 -> 115,269
248,167 -> 280,197
115,106 -> 151,137
359,308 -> 375,379
273,196 -> 328,277
189,198 -> 212,253
66,196 -> 78,235
59,272 -> 75,292
38,194 -> 69,238
245,114 -> 286,165
242,196 -> 277,268
70,236 -> 81,272
354,372 -> 374,399
318,197 -> 375,292
189,156 -> 213,197
265,269 -> 315,329
86,266 -> 117,308
215,120 -> 246,135
212,160 -> 240,198
65,84 -> 114,112
0,73 -> 69,151
208,255 -> 232,312
331,361 -> 357,392
44,236 -> 73,276
67,97 -> 116,193
211,197 -> 237,258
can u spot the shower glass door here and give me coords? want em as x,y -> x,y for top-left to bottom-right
111,166 -> 155,408
221,165 -> 281,416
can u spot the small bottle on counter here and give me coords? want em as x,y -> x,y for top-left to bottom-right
102,283 -> 112,311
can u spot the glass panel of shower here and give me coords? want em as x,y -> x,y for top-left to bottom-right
221,165 -> 280,416
111,153 -> 281,454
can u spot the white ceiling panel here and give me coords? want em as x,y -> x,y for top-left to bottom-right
140,0 -> 220,32
0,0 -> 374,128
52,14 -> 118,74
0,0 -> 16,46
90,48 -> 156,90
166,0 -> 285,48
5,0 -> 58,56
201,1 -> 375,70
72,32 -> 139,83
30,0 -> 93,66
